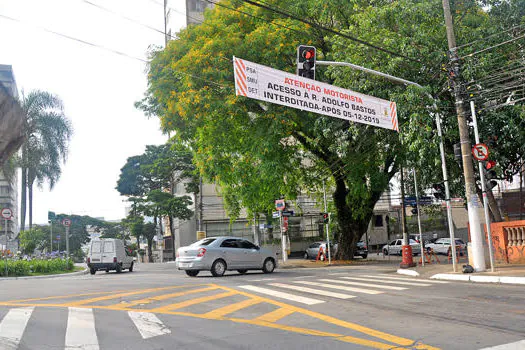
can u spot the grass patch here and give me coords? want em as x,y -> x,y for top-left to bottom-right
28,266 -> 84,276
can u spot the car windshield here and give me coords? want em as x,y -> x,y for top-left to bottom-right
190,238 -> 216,247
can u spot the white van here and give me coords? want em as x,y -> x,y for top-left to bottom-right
86,239 -> 134,274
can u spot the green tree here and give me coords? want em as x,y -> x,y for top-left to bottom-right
139,0 -> 525,258
143,222 -> 157,262
19,90 -> 73,230
19,227 -> 48,254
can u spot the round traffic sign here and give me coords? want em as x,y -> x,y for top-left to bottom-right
472,143 -> 489,161
1,208 -> 13,219
62,218 -> 71,227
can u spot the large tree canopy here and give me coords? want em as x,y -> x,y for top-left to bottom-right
139,0 -> 525,258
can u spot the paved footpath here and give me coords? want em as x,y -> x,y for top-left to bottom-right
1,263 -> 524,349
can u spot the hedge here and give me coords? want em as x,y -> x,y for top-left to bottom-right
0,258 -> 73,277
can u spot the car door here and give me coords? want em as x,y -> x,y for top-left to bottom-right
219,239 -> 242,269
307,243 -> 320,257
89,241 -> 102,264
393,239 -> 403,255
434,238 -> 446,254
239,240 -> 261,268
101,240 -> 115,264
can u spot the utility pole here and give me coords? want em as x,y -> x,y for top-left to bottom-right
399,167 -> 415,267
413,169 -> 425,265
442,0 -> 486,271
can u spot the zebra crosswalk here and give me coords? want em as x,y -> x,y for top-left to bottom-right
238,274 -> 448,305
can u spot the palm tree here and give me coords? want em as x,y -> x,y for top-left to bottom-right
19,90 -> 73,231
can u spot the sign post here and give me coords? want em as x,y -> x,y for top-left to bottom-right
275,200 -> 287,264
1,208 -> 13,277
62,218 -> 71,259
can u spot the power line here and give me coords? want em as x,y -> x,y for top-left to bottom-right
456,24 -> 525,50
459,32 -> 525,60
239,0 -> 421,64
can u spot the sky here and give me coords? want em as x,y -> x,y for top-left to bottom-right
0,0 -> 187,225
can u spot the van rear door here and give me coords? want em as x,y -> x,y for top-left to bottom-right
90,241 -> 102,263
101,240 -> 116,264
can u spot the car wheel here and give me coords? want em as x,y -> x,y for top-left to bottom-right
90,268 -> 96,275
361,254 -> 368,259
105,269 -> 109,273
304,252 -> 309,259
185,270 -> 199,277
262,258 -> 275,274
237,270 -> 247,274
383,249 -> 388,256
129,262 -> 134,272
211,259 -> 227,277
116,264 -> 122,274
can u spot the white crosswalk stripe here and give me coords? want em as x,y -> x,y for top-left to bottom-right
239,285 -> 325,305
268,283 -> 356,299
0,307 -> 34,350
128,311 -> 171,339
293,280 -> 383,295
372,274 -> 450,283
65,307 -> 99,350
341,276 -> 431,286
317,278 -> 408,290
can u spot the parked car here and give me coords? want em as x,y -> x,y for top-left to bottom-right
86,238 -> 134,275
304,241 -> 368,260
176,236 -> 278,277
382,239 -> 421,256
425,238 -> 466,255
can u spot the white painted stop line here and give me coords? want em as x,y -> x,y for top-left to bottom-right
239,285 -> 324,305
0,307 -> 34,350
128,311 -> 171,339
65,307 -> 99,350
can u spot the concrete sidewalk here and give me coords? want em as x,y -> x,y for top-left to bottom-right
397,261 -> 525,285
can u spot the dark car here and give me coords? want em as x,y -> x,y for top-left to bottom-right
356,241 -> 368,259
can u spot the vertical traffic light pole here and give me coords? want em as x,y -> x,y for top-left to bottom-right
323,180 -> 331,264
413,169 -> 426,266
470,101 -> 495,272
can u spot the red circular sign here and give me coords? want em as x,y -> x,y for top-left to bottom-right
62,218 -> 71,227
1,208 -> 12,219
472,143 -> 489,161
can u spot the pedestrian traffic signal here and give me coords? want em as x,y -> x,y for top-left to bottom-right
432,183 -> 446,200
483,160 -> 498,190
320,212 -> 329,224
297,45 -> 316,80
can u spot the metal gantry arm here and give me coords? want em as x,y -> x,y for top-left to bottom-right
316,60 -> 458,271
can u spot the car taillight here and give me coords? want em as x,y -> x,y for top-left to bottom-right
87,257 -> 90,263
113,257 -> 117,263
197,248 -> 206,257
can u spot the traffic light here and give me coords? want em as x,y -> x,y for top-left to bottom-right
320,212 -> 329,224
483,160 -> 497,190
297,45 -> 316,80
453,143 -> 462,169
432,183 -> 446,200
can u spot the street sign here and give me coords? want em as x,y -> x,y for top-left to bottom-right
272,211 -> 280,218
48,211 -> 56,221
233,57 -> 399,132
1,208 -> 12,220
275,199 -> 285,211
472,143 -> 489,161
259,224 -> 273,229
196,231 -> 206,240
62,218 -> 71,227
404,196 -> 433,206
282,210 -> 294,217
56,235 -> 61,239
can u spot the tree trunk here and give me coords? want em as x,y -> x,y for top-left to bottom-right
147,238 -> 153,263
169,216 -> 176,261
486,189 -> 503,222
136,235 -> 140,250
28,181 -> 33,230
20,166 -> 27,232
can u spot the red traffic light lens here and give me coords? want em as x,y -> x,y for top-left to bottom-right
485,160 -> 496,170
302,49 -> 315,60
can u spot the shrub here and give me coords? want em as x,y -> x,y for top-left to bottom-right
0,258 -> 73,277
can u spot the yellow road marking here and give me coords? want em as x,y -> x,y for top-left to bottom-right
201,297 -> 263,318
106,286 -> 218,309
149,291 -> 236,312
64,285 -> 208,307
5,290 -> 129,303
254,307 -> 295,323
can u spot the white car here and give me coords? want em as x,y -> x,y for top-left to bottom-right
382,239 -> 421,256
425,238 -> 466,255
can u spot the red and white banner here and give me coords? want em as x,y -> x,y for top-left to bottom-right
233,57 -> 398,132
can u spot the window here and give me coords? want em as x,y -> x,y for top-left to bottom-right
239,240 -> 257,249
309,243 -> 321,249
190,238 -> 216,247
389,240 -> 397,246
91,242 -> 101,253
374,215 -> 383,227
103,241 -> 114,253
220,239 -> 240,248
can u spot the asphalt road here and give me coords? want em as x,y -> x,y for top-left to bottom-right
0,262 -> 524,350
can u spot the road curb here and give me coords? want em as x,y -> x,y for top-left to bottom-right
430,273 -> 525,285
0,267 -> 89,280
396,268 -> 419,277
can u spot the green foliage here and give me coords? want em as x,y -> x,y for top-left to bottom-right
19,228 -> 49,254
0,258 -> 73,277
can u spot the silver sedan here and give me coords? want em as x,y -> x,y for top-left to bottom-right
175,236 -> 278,277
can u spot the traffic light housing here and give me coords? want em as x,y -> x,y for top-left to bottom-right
297,45 -> 316,80
432,183 -> 446,200
320,212 -> 329,224
483,160 -> 497,190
